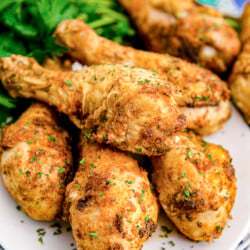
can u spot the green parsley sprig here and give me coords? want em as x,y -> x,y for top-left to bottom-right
0,0 -> 135,129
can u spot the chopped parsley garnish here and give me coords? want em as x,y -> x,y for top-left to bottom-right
169,241 -> 175,246
199,27 -> 205,33
14,152 -> 18,158
80,158 -> 86,165
188,151 -> 193,158
140,189 -> 145,201
159,225 -> 172,238
38,172 -> 42,179
182,172 -> 186,177
64,79 -> 72,86
50,223 -> 62,235
53,228 -> 62,235
36,228 -> 46,245
38,237 -> 43,244
84,132 -> 91,140
91,163 -> 97,168
125,180 -> 133,184
161,225 -> 172,234
19,169 -> 24,175
90,233 -> 98,238
100,192 -> 104,197
137,148 -> 142,152
0,0 -> 136,131
76,183 -> 82,188
208,154 -> 213,159
48,135 -> 58,143
200,36 -> 207,42
25,122 -> 31,125
201,140 -> 208,147
58,168 -> 66,173
184,189 -> 190,197
26,140 -> 32,145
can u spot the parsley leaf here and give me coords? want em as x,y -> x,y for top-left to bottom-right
0,0 -> 135,130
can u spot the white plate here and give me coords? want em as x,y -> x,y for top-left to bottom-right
0,105 -> 250,250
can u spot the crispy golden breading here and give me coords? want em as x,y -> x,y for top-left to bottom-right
229,4 -> 250,124
43,55 -> 73,71
151,132 -> 236,242
149,0 -> 194,14
64,141 -> 159,250
118,0 -> 240,73
55,19 -> 231,135
241,3 -> 250,44
179,101 -> 231,135
0,55 -> 185,156
55,19 -> 229,107
0,103 -> 72,221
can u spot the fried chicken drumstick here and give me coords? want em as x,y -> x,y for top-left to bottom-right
0,103 -> 73,221
118,0 -> 240,73
229,4 -> 250,124
151,131 -> 236,242
55,19 -> 231,135
0,55 -> 185,156
63,140 -> 159,250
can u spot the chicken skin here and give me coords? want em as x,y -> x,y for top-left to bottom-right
0,103 -> 73,221
55,19 -> 231,135
43,55 -> 73,71
0,55 -> 185,156
229,4 -> 250,124
118,0 -> 240,73
151,131 -> 236,242
63,140 -> 159,250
